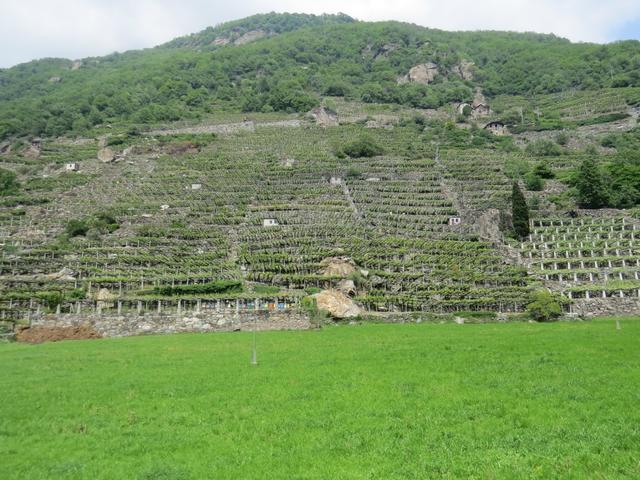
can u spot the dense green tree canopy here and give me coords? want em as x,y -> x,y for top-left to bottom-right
574,157 -> 609,209
0,13 -> 639,141
0,167 -> 20,196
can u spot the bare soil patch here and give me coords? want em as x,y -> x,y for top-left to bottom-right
16,325 -> 102,344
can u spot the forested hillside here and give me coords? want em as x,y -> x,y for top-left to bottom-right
0,13 -> 639,140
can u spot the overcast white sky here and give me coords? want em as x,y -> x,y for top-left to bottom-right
1,0 -> 639,68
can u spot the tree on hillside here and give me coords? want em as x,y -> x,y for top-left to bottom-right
511,182 -> 530,238
526,289 -> 563,322
341,136 -> 384,158
575,157 -> 609,208
0,167 -> 19,196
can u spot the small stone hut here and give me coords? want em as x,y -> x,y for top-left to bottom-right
484,121 -> 508,136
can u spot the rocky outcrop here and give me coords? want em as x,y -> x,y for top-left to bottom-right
454,60 -> 474,80
308,106 -> 338,127
313,289 -> 362,318
373,43 -> 400,60
476,209 -> 503,243
398,63 -> 439,85
212,37 -> 231,46
234,30 -> 266,45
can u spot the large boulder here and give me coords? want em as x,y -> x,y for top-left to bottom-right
97,147 -> 115,163
319,257 -> 356,276
313,289 -> 362,318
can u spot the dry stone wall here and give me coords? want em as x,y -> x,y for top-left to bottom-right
569,297 -> 640,317
30,310 -> 311,338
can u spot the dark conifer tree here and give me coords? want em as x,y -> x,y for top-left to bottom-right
512,182 -> 530,238
575,157 -> 609,208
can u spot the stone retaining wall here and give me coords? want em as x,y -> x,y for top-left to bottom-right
569,297 -> 640,317
30,310 -> 311,337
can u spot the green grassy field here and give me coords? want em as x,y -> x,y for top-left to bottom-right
1,319 -> 639,479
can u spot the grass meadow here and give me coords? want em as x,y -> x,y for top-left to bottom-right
1,318 -> 639,479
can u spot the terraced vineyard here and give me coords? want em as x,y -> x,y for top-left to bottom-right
493,87 -> 640,125
518,216 -> 640,301
1,86 -> 639,326
439,149 -> 513,211
0,119 -> 540,324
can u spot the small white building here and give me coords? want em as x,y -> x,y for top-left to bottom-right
65,163 -> 79,172
448,217 -> 462,226
263,218 -> 279,227
329,176 -> 342,186
160,204 -> 170,211
191,183 -> 202,190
